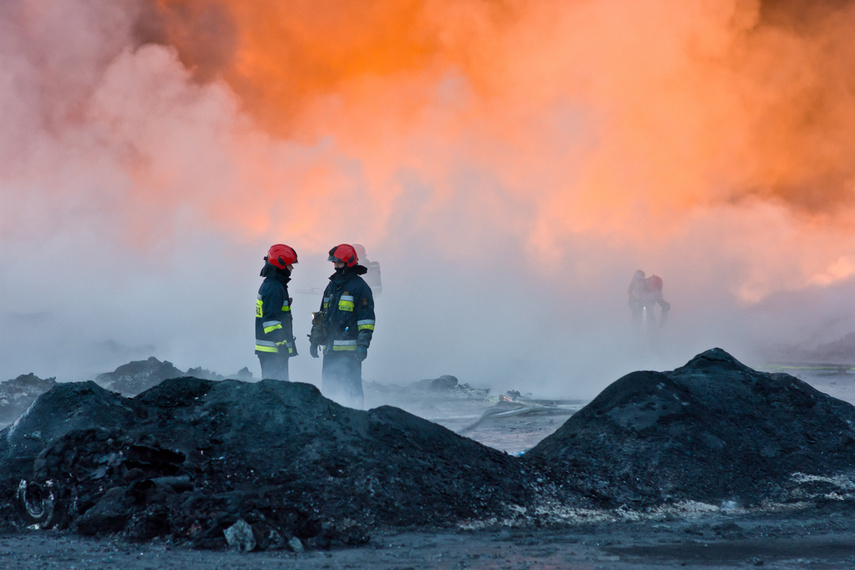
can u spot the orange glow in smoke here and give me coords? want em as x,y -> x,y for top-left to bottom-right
137,0 -> 855,295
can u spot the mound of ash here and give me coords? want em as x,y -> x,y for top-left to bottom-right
0,378 -> 535,549
0,374 -> 57,426
93,356 -> 255,396
4,348 -> 855,550
94,357 -> 188,396
524,348 -> 855,507
0,359 -> 251,428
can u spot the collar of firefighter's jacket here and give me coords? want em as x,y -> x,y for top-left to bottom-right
261,261 -> 291,282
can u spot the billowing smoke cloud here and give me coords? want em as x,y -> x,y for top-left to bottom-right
2,0 -> 854,399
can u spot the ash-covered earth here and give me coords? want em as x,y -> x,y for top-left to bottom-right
2,347 -> 855,559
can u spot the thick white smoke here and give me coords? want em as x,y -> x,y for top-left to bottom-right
2,0 -> 854,401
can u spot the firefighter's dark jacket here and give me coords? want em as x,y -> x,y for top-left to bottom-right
255,262 -> 295,356
314,265 -> 375,354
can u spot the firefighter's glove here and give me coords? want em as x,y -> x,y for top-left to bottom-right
309,326 -> 325,346
309,343 -> 320,358
355,346 -> 368,362
309,312 -> 326,346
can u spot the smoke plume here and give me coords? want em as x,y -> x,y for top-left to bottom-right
2,0 -> 854,398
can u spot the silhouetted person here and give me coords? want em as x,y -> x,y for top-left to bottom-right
353,243 -> 382,295
628,270 -> 670,329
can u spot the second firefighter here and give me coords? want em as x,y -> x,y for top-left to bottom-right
309,244 -> 375,409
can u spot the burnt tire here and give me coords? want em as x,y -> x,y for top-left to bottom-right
16,480 -> 56,527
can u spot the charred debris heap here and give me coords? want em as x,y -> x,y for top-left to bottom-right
2,348 -> 855,551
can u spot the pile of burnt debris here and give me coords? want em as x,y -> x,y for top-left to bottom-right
525,348 -> 855,507
2,348 -> 855,552
0,378 -> 535,549
0,358 -> 254,424
0,374 -> 57,426
95,356 -> 254,396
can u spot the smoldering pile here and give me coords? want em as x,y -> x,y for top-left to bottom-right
1,348 -> 855,551
0,357 -> 250,426
524,348 -> 855,508
0,378 -> 537,549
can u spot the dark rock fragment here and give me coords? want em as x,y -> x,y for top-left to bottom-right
74,486 -> 130,536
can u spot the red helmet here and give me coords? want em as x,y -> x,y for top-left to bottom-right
647,275 -> 663,291
266,244 -> 298,269
328,244 -> 358,267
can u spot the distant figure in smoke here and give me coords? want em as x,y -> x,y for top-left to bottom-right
628,270 -> 670,329
353,243 -> 382,295
255,244 -> 299,380
309,244 -> 376,409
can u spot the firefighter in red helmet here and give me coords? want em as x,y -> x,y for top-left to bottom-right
255,244 -> 298,380
309,243 -> 376,408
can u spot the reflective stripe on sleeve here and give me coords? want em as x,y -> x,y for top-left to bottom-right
263,320 -> 282,334
357,319 -> 375,331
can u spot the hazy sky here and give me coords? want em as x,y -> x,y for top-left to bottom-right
2,0 -> 855,399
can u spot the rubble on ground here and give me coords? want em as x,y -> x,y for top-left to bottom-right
2,348 -> 855,550
94,356 -> 254,396
365,374 -> 490,402
363,374 -> 494,420
0,374 -> 57,426
94,357 -> 187,396
0,378 -> 537,549
185,366 -> 254,382
524,348 -> 855,508
0,360 -> 254,428
458,395 -> 579,435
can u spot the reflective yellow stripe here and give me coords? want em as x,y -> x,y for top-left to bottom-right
255,344 -> 278,353
357,319 -> 375,331
258,296 -> 290,317
332,340 -> 357,351
338,295 -> 355,312
264,324 -> 282,334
